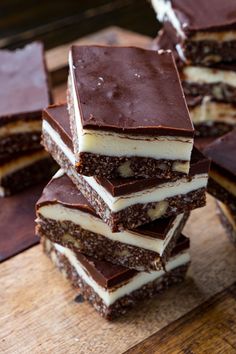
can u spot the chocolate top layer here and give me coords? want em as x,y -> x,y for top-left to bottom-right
153,23 -> 236,71
169,0 -> 236,34
37,173 -> 96,217
37,172 -> 186,240
70,45 -> 193,137
203,129 -> 236,178
0,42 -> 50,123
74,234 -> 189,289
43,104 -> 73,151
43,103 -> 209,197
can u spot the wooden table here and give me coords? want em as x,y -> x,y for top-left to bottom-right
1,27 -> 236,354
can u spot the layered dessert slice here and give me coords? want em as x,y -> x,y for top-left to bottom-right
216,201 -> 236,245
151,0 -> 236,65
67,45 -> 194,179
42,234 -> 190,320
0,42 -> 51,161
186,95 -> 236,138
36,170 -> 189,271
203,130 -> 236,213
0,149 -> 55,196
152,23 -> 236,104
42,104 -> 209,232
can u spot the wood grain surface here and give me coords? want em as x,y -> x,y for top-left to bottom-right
126,283 -> 236,354
1,195 -> 236,354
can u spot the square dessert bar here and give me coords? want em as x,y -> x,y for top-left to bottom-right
152,0 -> 236,64
42,234 -> 190,320
153,23 -> 236,104
42,104 -> 209,232
0,42 -> 51,161
67,45 -> 194,179
36,170 -> 189,272
203,129 -> 236,212
216,201 -> 236,246
0,149 -> 55,196
186,95 -> 236,138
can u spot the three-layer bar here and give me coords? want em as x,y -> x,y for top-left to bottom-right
67,45 -> 194,179
203,129 -> 236,214
0,42 -> 55,195
152,0 -> 236,64
42,234 -> 190,319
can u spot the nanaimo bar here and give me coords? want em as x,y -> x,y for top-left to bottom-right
151,0 -> 236,65
67,45 -> 194,179
203,129 -> 236,213
36,171 -> 189,271
42,235 -> 190,320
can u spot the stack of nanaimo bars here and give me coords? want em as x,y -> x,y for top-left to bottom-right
151,0 -> 236,138
36,45 -> 210,319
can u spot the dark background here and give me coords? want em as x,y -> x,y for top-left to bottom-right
0,0 -> 159,49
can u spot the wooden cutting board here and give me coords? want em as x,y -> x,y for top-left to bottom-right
1,27 -> 236,354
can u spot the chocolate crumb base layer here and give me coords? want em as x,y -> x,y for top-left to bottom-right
183,40 -> 236,65
193,122 -> 233,138
216,203 -> 236,246
1,156 -> 56,196
43,132 -> 206,231
77,152 -> 188,179
67,83 -> 189,180
101,189 -> 205,232
183,82 -> 236,104
207,178 -> 236,214
36,213 -> 188,272
42,237 -> 190,320
0,132 -> 41,163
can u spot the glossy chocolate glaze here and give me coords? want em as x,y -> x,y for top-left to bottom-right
43,104 -> 73,151
74,234 -> 189,289
170,0 -> 236,34
70,45 -> 193,137
37,172 -> 186,240
42,103 -> 209,197
0,42 -> 50,123
37,173 -> 97,217
203,129 -> 236,178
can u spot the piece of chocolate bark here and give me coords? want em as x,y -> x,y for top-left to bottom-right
203,130 -> 236,213
42,234 -> 190,320
67,45 -> 194,179
186,95 -> 236,138
152,23 -> 236,104
152,0 -> 236,65
0,42 -> 51,160
42,103 -> 209,232
216,201 -> 236,246
36,170 -> 189,271
0,149 -> 56,196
